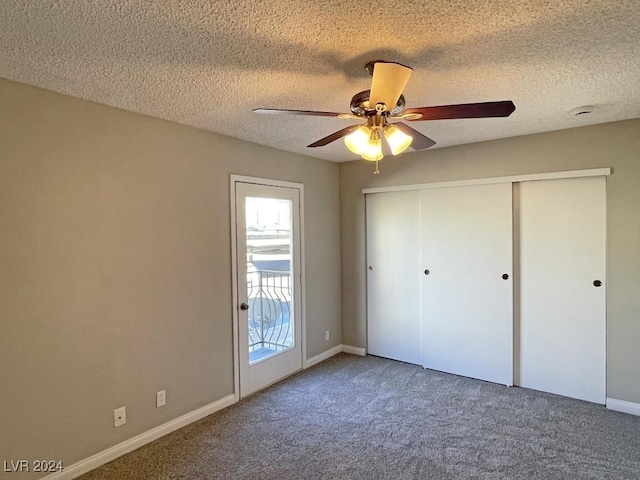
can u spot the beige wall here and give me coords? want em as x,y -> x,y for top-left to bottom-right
340,119 -> 640,404
0,78 -> 341,477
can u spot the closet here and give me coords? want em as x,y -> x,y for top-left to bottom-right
366,172 -> 607,403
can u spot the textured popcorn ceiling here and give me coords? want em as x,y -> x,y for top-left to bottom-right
1,1 -> 639,162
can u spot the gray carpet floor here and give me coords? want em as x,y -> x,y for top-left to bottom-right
79,354 -> 640,479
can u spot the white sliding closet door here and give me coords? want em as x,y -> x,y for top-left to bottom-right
366,191 -> 422,364
517,177 -> 606,404
421,183 -> 513,385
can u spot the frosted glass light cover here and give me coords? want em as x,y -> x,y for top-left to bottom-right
344,126 -> 371,154
361,137 -> 383,161
385,125 -> 413,155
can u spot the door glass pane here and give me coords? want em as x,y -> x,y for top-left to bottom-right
245,197 -> 294,364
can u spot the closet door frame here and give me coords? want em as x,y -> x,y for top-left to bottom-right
363,169 -> 610,196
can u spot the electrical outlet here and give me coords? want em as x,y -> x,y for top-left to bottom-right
325,330 -> 330,341
114,407 -> 126,427
156,390 -> 166,408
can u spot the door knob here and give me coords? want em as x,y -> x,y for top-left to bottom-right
424,269 -> 430,275
502,274 -> 509,280
593,280 -> 602,287
240,302 -> 249,311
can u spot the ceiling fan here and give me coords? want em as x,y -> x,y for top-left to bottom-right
254,61 -> 515,174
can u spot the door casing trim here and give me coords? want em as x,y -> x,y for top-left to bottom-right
362,168 -> 611,194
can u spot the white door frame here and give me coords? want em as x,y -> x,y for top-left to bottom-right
230,175 -> 306,400
362,168 -> 611,194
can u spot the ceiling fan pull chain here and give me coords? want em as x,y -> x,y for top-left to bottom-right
374,161 -> 381,175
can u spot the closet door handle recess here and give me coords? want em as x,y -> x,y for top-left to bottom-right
593,280 -> 602,287
502,273 -> 509,280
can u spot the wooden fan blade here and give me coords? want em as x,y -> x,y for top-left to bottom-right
307,125 -> 361,148
404,101 -> 516,121
369,62 -> 413,112
253,108 -> 350,118
393,122 -> 436,150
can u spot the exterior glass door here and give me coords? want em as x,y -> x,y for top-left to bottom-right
235,181 -> 302,397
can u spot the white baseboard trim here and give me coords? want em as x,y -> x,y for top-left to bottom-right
43,394 -> 237,480
606,398 -> 640,416
303,344 -> 367,369
304,344 -> 343,368
342,344 -> 366,356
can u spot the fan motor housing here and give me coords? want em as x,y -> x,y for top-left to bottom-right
350,90 -> 406,117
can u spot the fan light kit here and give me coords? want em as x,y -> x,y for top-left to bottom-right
343,107 -> 414,162
254,61 -> 516,174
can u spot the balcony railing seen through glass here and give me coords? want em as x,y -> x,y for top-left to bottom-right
247,268 -> 293,363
